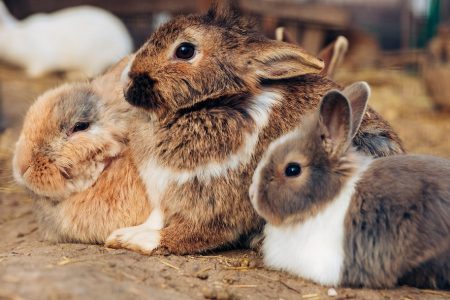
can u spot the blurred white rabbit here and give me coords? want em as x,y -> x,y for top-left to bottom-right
0,1 -> 133,77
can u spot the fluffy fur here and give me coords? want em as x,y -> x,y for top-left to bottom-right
0,2 -> 132,77
263,155 -> 372,286
106,6 -> 404,255
251,82 -> 450,289
13,58 -> 151,244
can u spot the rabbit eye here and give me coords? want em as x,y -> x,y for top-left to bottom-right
175,42 -> 196,60
72,122 -> 90,133
284,162 -> 301,177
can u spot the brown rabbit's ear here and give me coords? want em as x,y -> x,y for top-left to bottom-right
341,81 -> 370,138
319,90 -> 352,157
275,27 -> 296,44
318,36 -> 348,78
251,40 -> 324,80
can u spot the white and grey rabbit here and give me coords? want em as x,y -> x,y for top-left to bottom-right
0,1 -> 132,77
250,82 -> 450,289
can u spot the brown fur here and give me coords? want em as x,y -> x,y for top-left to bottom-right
109,6 -> 403,255
13,57 -> 151,243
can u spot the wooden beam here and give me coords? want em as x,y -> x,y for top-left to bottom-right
238,0 -> 350,29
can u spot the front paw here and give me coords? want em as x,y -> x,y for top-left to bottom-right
105,225 -> 160,255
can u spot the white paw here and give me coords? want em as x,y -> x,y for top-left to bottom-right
106,224 -> 160,254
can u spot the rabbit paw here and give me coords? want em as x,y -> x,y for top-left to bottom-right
106,224 -> 160,255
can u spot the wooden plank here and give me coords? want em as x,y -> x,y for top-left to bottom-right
238,0 -> 350,29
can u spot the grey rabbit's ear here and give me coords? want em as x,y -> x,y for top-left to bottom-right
319,89 -> 352,158
342,81 -> 370,138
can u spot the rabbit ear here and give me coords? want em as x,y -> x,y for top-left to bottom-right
318,36 -> 348,78
275,27 -> 296,44
251,40 -> 324,80
0,1 -> 17,27
319,89 -> 352,157
341,81 -> 370,138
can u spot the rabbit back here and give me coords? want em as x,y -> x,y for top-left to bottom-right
0,6 -> 132,77
342,154 -> 450,288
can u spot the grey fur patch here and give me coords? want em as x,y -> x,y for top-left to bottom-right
342,155 -> 450,289
56,86 -> 99,133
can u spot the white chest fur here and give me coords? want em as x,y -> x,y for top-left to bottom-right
139,91 -> 280,205
262,157 -> 372,286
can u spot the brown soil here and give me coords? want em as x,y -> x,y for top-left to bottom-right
1,65 -> 449,300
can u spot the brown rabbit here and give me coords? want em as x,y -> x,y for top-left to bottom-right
13,57 -> 151,244
250,82 -> 450,289
106,5 -> 403,255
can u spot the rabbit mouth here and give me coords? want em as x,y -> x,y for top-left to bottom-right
124,73 -> 166,111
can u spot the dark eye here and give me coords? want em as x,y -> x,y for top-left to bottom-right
72,122 -> 90,133
175,42 -> 196,60
284,162 -> 302,177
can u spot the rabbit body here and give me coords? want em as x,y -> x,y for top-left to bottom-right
106,7 -> 403,255
0,4 -> 132,77
252,83 -> 450,289
263,154 -> 450,289
13,58 -> 151,244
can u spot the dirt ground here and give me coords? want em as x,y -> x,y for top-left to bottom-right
1,64 -> 449,300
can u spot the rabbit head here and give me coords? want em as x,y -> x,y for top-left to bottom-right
123,5 -> 324,117
13,59 -> 133,199
249,82 -> 370,225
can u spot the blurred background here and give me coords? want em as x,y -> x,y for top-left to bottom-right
0,0 -> 449,159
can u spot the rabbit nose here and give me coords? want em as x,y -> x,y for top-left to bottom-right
125,73 -> 156,108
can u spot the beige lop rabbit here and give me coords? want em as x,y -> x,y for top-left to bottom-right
13,58 -> 151,244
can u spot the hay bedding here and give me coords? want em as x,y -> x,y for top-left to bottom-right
0,65 -> 449,299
